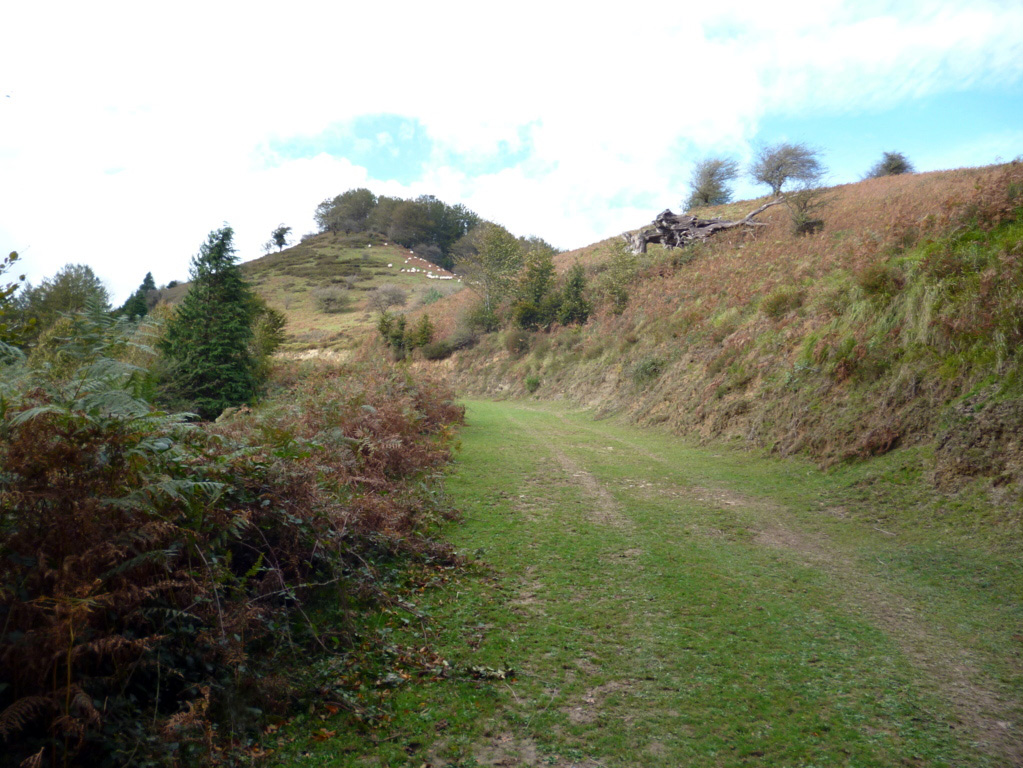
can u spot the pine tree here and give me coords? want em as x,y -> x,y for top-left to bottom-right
159,226 -> 257,419
119,272 -> 156,319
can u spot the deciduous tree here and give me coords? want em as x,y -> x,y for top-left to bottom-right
866,151 -> 914,178
16,263 -> 110,342
750,142 -> 825,196
685,157 -> 740,209
454,222 -> 523,313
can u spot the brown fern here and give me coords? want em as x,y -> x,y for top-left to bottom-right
0,696 -> 54,741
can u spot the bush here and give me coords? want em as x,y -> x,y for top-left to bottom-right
369,284 -> 407,314
866,151 -> 914,178
857,262 -> 905,299
524,374 -> 541,393
421,339 -> 455,360
312,285 -> 351,313
760,286 -> 804,319
462,301 -> 501,333
631,356 -> 666,385
504,328 -> 532,357
419,287 -> 446,306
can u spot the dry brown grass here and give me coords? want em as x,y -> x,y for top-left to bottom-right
445,162 -> 1023,488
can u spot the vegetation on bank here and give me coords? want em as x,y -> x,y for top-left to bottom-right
439,162 -> 1023,502
0,313 -> 462,765
0,227 -> 464,765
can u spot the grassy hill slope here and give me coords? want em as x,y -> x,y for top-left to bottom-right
162,231 -> 463,352
436,162 -> 1023,507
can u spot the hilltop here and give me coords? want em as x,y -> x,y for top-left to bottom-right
160,231 -> 463,353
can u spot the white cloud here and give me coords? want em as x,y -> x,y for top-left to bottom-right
2,1 -> 1021,300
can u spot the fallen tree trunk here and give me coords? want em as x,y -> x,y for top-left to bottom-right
623,198 -> 786,254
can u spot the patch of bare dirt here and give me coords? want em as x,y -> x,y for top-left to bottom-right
469,731 -> 603,768
564,680 -> 629,725
507,415 -> 631,529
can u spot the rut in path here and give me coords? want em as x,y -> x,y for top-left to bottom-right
507,406 -> 1022,766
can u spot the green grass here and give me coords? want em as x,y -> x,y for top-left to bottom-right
163,232 -> 464,352
266,400 -> 1022,767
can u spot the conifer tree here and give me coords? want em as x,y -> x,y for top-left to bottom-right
119,271 -> 156,319
159,226 -> 257,419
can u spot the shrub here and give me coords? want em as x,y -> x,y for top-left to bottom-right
866,151 -> 914,178
462,301 -> 501,334
504,328 -> 532,357
596,240 -> 638,315
369,284 -> 407,314
421,339 -> 455,360
760,286 -> 804,319
631,356 -> 666,386
785,186 -> 830,236
0,318 -> 464,766
524,374 -> 541,393
312,285 -> 351,313
856,261 -> 905,299
419,287 -> 445,305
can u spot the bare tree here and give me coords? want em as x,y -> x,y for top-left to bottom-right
685,157 -> 740,209
750,142 -> 825,196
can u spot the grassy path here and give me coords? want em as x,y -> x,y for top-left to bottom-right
277,399 -> 1022,767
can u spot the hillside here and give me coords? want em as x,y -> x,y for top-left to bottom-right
424,162 -> 1023,506
161,231 -> 463,352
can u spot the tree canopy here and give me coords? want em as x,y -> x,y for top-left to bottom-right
867,151 -> 914,178
314,190 -> 482,270
686,157 -> 740,209
454,222 -> 523,312
13,263 -> 110,343
750,142 -> 825,196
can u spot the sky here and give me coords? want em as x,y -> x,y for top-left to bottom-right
2,1 -> 1022,304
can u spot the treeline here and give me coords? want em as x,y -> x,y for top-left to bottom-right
313,188 -> 558,272
1,227 -> 284,420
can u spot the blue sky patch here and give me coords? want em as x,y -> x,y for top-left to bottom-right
269,115 -> 536,184
270,114 -> 434,184
755,86 -> 1023,185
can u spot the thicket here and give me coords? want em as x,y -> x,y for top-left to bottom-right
377,312 -> 435,360
6,264 -> 110,345
0,310 -> 463,766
